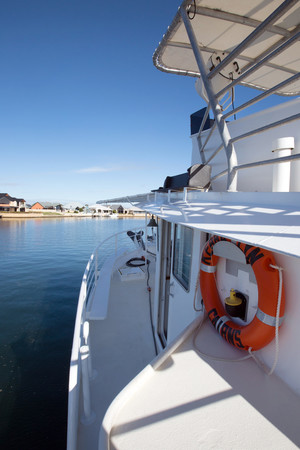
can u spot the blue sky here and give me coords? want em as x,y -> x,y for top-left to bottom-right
0,1 -> 291,204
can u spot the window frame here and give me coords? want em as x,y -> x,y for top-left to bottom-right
172,224 -> 193,292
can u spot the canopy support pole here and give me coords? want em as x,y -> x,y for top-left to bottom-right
180,4 -> 238,192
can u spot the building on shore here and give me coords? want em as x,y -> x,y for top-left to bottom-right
31,202 -> 63,211
0,193 -> 26,212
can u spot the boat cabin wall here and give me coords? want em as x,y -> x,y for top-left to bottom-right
191,97 -> 300,192
259,251 -> 300,395
200,240 -> 300,395
212,247 -> 300,395
153,220 -> 205,348
154,221 -> 300,395
167,227 -> 205,343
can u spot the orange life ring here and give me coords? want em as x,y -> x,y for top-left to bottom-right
200,235 -> 285,351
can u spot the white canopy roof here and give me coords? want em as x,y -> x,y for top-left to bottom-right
127,191 -> 300,259
153,0 -> 300,95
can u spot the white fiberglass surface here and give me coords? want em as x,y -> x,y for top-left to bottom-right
140,191 -> 300,258
76,260 -> 157,450
154,0 -> 300,95
107,320 -> 300,449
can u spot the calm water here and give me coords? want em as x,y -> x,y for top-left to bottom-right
0,217 -> 144,449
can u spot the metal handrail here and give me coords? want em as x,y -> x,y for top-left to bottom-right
72,225 -> 148,367
180,4 -> 238,191
209,113 -> 300,183
186,1 -> 300,191
218,29 -> 300,100
224,74 -> 300,120
207,0 -> 298,81
211,153 -> 300,183
82,226 -> 147,310
231,113 -> 300,144
67,225 -> 147,450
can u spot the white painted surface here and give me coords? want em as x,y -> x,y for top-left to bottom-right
272,137 -> 294,192
167,229 -> 202,342
141,191 -> 300,258
191,98 -> 300,193
154,0 -> 300,95
70,4 -> 300,448
259,251 -> 300,395
105,320 -> 300,450
75,256 -> 157,450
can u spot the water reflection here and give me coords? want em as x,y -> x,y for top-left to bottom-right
0,217 -> 143,449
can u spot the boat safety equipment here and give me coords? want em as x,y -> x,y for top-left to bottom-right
200,235 -> 285,351
225,289 -> 247,321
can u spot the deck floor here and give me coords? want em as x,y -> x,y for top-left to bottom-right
107,320 -> 300,449
77,258 -> 157,450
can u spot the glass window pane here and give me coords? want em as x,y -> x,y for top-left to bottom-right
173,225 -> 192,290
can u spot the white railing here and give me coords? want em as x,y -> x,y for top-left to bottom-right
179,2 -> 300,192
67,226 -> 147,450
84,226 -> 148,310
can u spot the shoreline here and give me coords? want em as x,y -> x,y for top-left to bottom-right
0,213 -> 145,220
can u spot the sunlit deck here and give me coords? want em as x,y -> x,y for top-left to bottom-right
101,319 -> 300,449
76,255 -> 157,450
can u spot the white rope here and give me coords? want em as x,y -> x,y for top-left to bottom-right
193,264 -> 284,370
269,264 -> 284,374
193,265 -> 202,312
193,318 -> 252,362
193,240 -> 209,312
248,264 -> 283,375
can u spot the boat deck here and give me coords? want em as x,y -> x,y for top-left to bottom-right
76,256 -> 157,450
101,320 -> 300,449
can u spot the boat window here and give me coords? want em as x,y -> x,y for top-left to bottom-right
173,225 -> 193,291
157,220 -> 172,348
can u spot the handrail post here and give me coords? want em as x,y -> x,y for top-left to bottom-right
80,345 -> 96,425
94,251 -> 98,287
183,187 -> 188,203
145,213 -> 148,253
83,321 -> 97,379
82,276 -> 87,300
